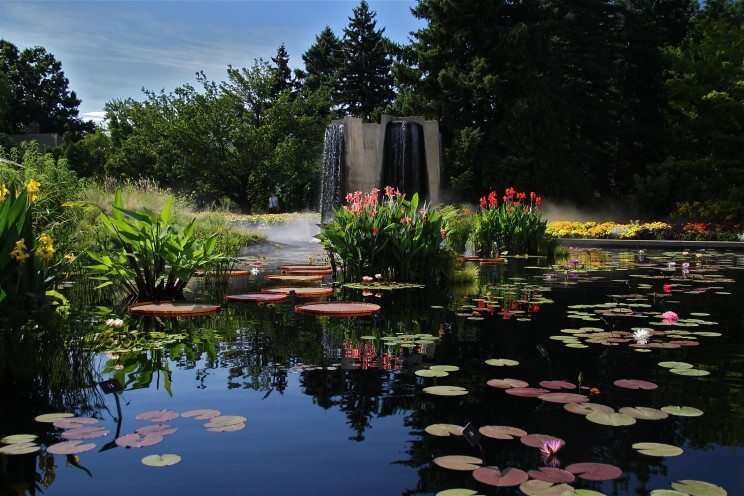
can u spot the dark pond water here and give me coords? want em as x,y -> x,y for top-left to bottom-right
1,244 -> 743,496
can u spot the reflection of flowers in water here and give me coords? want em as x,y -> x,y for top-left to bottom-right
540,438 -> 565,467
633,329 -> 651,345
682,262 -> 690,275
251,267 -> 260,275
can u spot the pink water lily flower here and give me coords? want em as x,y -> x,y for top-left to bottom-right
362,276 -> 373,282
662,311 -> 679,323
540,438 -> 565,456
374,274 -> 382,279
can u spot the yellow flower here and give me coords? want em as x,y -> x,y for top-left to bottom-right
0,183 -> 8,203
10,238 -> 30,263
35,232 -> 55,261
26,178 -> 40,202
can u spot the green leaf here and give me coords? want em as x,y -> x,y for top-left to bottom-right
160,195 -> 174,224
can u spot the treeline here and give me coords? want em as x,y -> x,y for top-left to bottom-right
1,0 -> 742,218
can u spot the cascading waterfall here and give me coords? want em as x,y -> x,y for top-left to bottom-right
320,123 -> 345,223
381,121 -> 428,199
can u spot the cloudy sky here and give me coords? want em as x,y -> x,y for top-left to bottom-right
0,0 -> 422,123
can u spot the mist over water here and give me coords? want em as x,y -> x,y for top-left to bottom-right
541,200 -> 629,222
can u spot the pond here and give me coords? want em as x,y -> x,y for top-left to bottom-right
1,244 -> 742,496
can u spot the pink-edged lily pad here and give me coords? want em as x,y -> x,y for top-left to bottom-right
613,379 -> 658,390
115,433 -> 164,448
521,434 -> 565,448
487,378 -> 529,389
668,340 -> 699,347
203,415 -> 247,428
433,455 -> 483,471
61,426 -> 109,440
181,409 -> 221,420
566,462 -> 623,481
136,424 -> 178,436
135,410 -> 179,422
506,387 -> 550,398
538,393 -> 590,404
206,422 -> 246,432
46,440 -> 96,455
564,403 -> 614,415
478,425 -> 527,440
527,467 -> 576,484
539,380 -> 577,390
473,467 -> 528,487
519,480 -> 575,496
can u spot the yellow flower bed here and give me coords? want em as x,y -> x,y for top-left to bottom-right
547,221 -> 672,239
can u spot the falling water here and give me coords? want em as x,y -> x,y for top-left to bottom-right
381,121 -> 428,198
320,123 -> 345,223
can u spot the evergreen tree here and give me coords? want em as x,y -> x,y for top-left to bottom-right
270,43 -> 292,98
299,26 -> 343,97
337,0 -> 394,121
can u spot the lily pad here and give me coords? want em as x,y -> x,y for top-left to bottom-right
521,434 -> 565,448
430,365 -> 460,372
670,368 -> 710,376
141,453 -> 182,467
423,386 -> 469,397
115,433 -> 164,448
564,403 -> 614,416
506,387 -> 550,397
478,425 -> 527,440
435,490 -> 478,496
136,424 -> 178,436
585,412 -> 636,426
135,410 -> 179,422
206,422 -> 245,432
527,467 -> 576,483
181,409 -> 221,420
613,379 -> 658,390
538,393 -> 590,404
560,490 -> 607,496
204,415 -> 247,428
519,480 -> 575,496
0,443 -> 40,455
433,455 -> 483,471
649,491 -> 688,496
34,413 -> 74,423
618,406 -> 668,420
485,358 -> 519,367
661,405 -> 704,417
632,442 -> 683,457
658,361 -> 693,369
0,434 -> 37,444
47,440 -> 96,455
61,426 -> 110,439
671,480 -> 727,496
486,378 -> 529,389
416,369 -> 449,378
539,381 -> 577,390
565,462 -> 623,481
425,424 -> 464,437
473,467 -> 528,487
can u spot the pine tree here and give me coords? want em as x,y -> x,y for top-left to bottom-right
337,0 -> 394,121
270,43 -> 292,97
300,27 -> 343,95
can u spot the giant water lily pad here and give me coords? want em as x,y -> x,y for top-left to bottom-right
564,403 -> 614,415
506,387 -> 549,397
0,443 -> 39,455
614,379 -> 658,390
478,425 -> 527,440
671,480 -> 727,496
586,412 -> 636,426
538,393 -> 590,404
141,453 -> 181,467
487,378 -> 528,389
472,467 -> 528,487
565,462 -> 622,481
521,434 -> 564,448
485,359 -> 519,366
424,386 -> 469,397
618,407 -> 668,420
519,480 -> 574,496
527,467 -> 576,483
433,455 -> 483,471
632,442 -> 683,457
661,405 -> 704,417
47,440 -> 96,455
425,424 -> 463,437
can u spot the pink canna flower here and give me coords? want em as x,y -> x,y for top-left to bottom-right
662,311 -> 679,323
540,438 -> 565,456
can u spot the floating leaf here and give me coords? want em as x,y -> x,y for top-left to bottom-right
423,386 -> 469,397
0,434 -> 36,444
435,490 -> 478,496
618,407 -> 668,420
613,379 -> 658,390
430,365 -> 460,372
485,359 -> 519,367
661,406 -> 704,417
506,387 -> 549,397
181,409 -> 221,420
204,415 -> 247,428
560,490 -> 607,495
0,443 -> 39,455
565,462 -> 623,481
141,453 -> 181,467
632,442 -> 683,457
34,413 -> 73,423
115,433 -> 164,448
585,412 -> 636,426
521,434 -> 564,448
658,361 -> 693,370
473,467 -> 528,487
135,410 -> 179,422
564,403 -> 614,416
206,422 -> 245,432
670,368 -> 709,376
61,426 -> 110,440
538,393 -> 590,404
425,424 -> 463,437
416,369 -> 448,378
519,480 -> 574,495
649,490 -> 688,496
478,425 -> 527,440
433,455 -> 482,471
136,424 -> 178,436
539,381 -> 577,390
47,440 -> 96,455
671,480 -> 727,496
527,467 -> 576,483
486,378 -> 528,389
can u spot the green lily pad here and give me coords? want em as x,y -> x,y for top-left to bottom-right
560,490 -> 607,496
425,424 -> 464,437
519,480 -> 574,496
0,434 -> 37,444
661,406 -> 704,417
585,412 -> 636,426
435,490 -> 479,496
632,442 -> 684,457
34,413 -> 74,423
670,368 -> 710,376
433,455 -> 482,471
141,453 -> 182,467
430,365 -> 460,372
423,386 -> 469,396
0,442 -> 40,455
649,491 -> 688,496
566,344 -> 589,348
485,358 -> 519,366
658,361 -> 693,369
618,406 -> 668,420
671,480 -> 727,496
416,369 -> 449,378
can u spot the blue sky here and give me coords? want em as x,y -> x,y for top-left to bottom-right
0,1 -> 422,123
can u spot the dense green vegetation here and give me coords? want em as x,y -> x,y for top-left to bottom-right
0,0 -> 742,219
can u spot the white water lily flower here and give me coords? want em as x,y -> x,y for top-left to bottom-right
105,318 -> 125,328
633,329 -> 651,345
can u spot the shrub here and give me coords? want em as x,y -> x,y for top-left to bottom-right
318,187 -> 453,283
471,188 -> 552,256
439,205 -> 477,254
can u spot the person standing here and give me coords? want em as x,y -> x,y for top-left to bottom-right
268,193 -> 279,213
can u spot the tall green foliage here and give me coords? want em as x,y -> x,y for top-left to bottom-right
299,27 -> 343,95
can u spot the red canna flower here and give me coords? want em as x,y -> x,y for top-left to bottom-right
479,196 -> 487,209
516,192 -> 526,200
488,191 -> 498,207
505,187 -> 516,199
535,196 -> 543,205
530,191 -> 536,199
